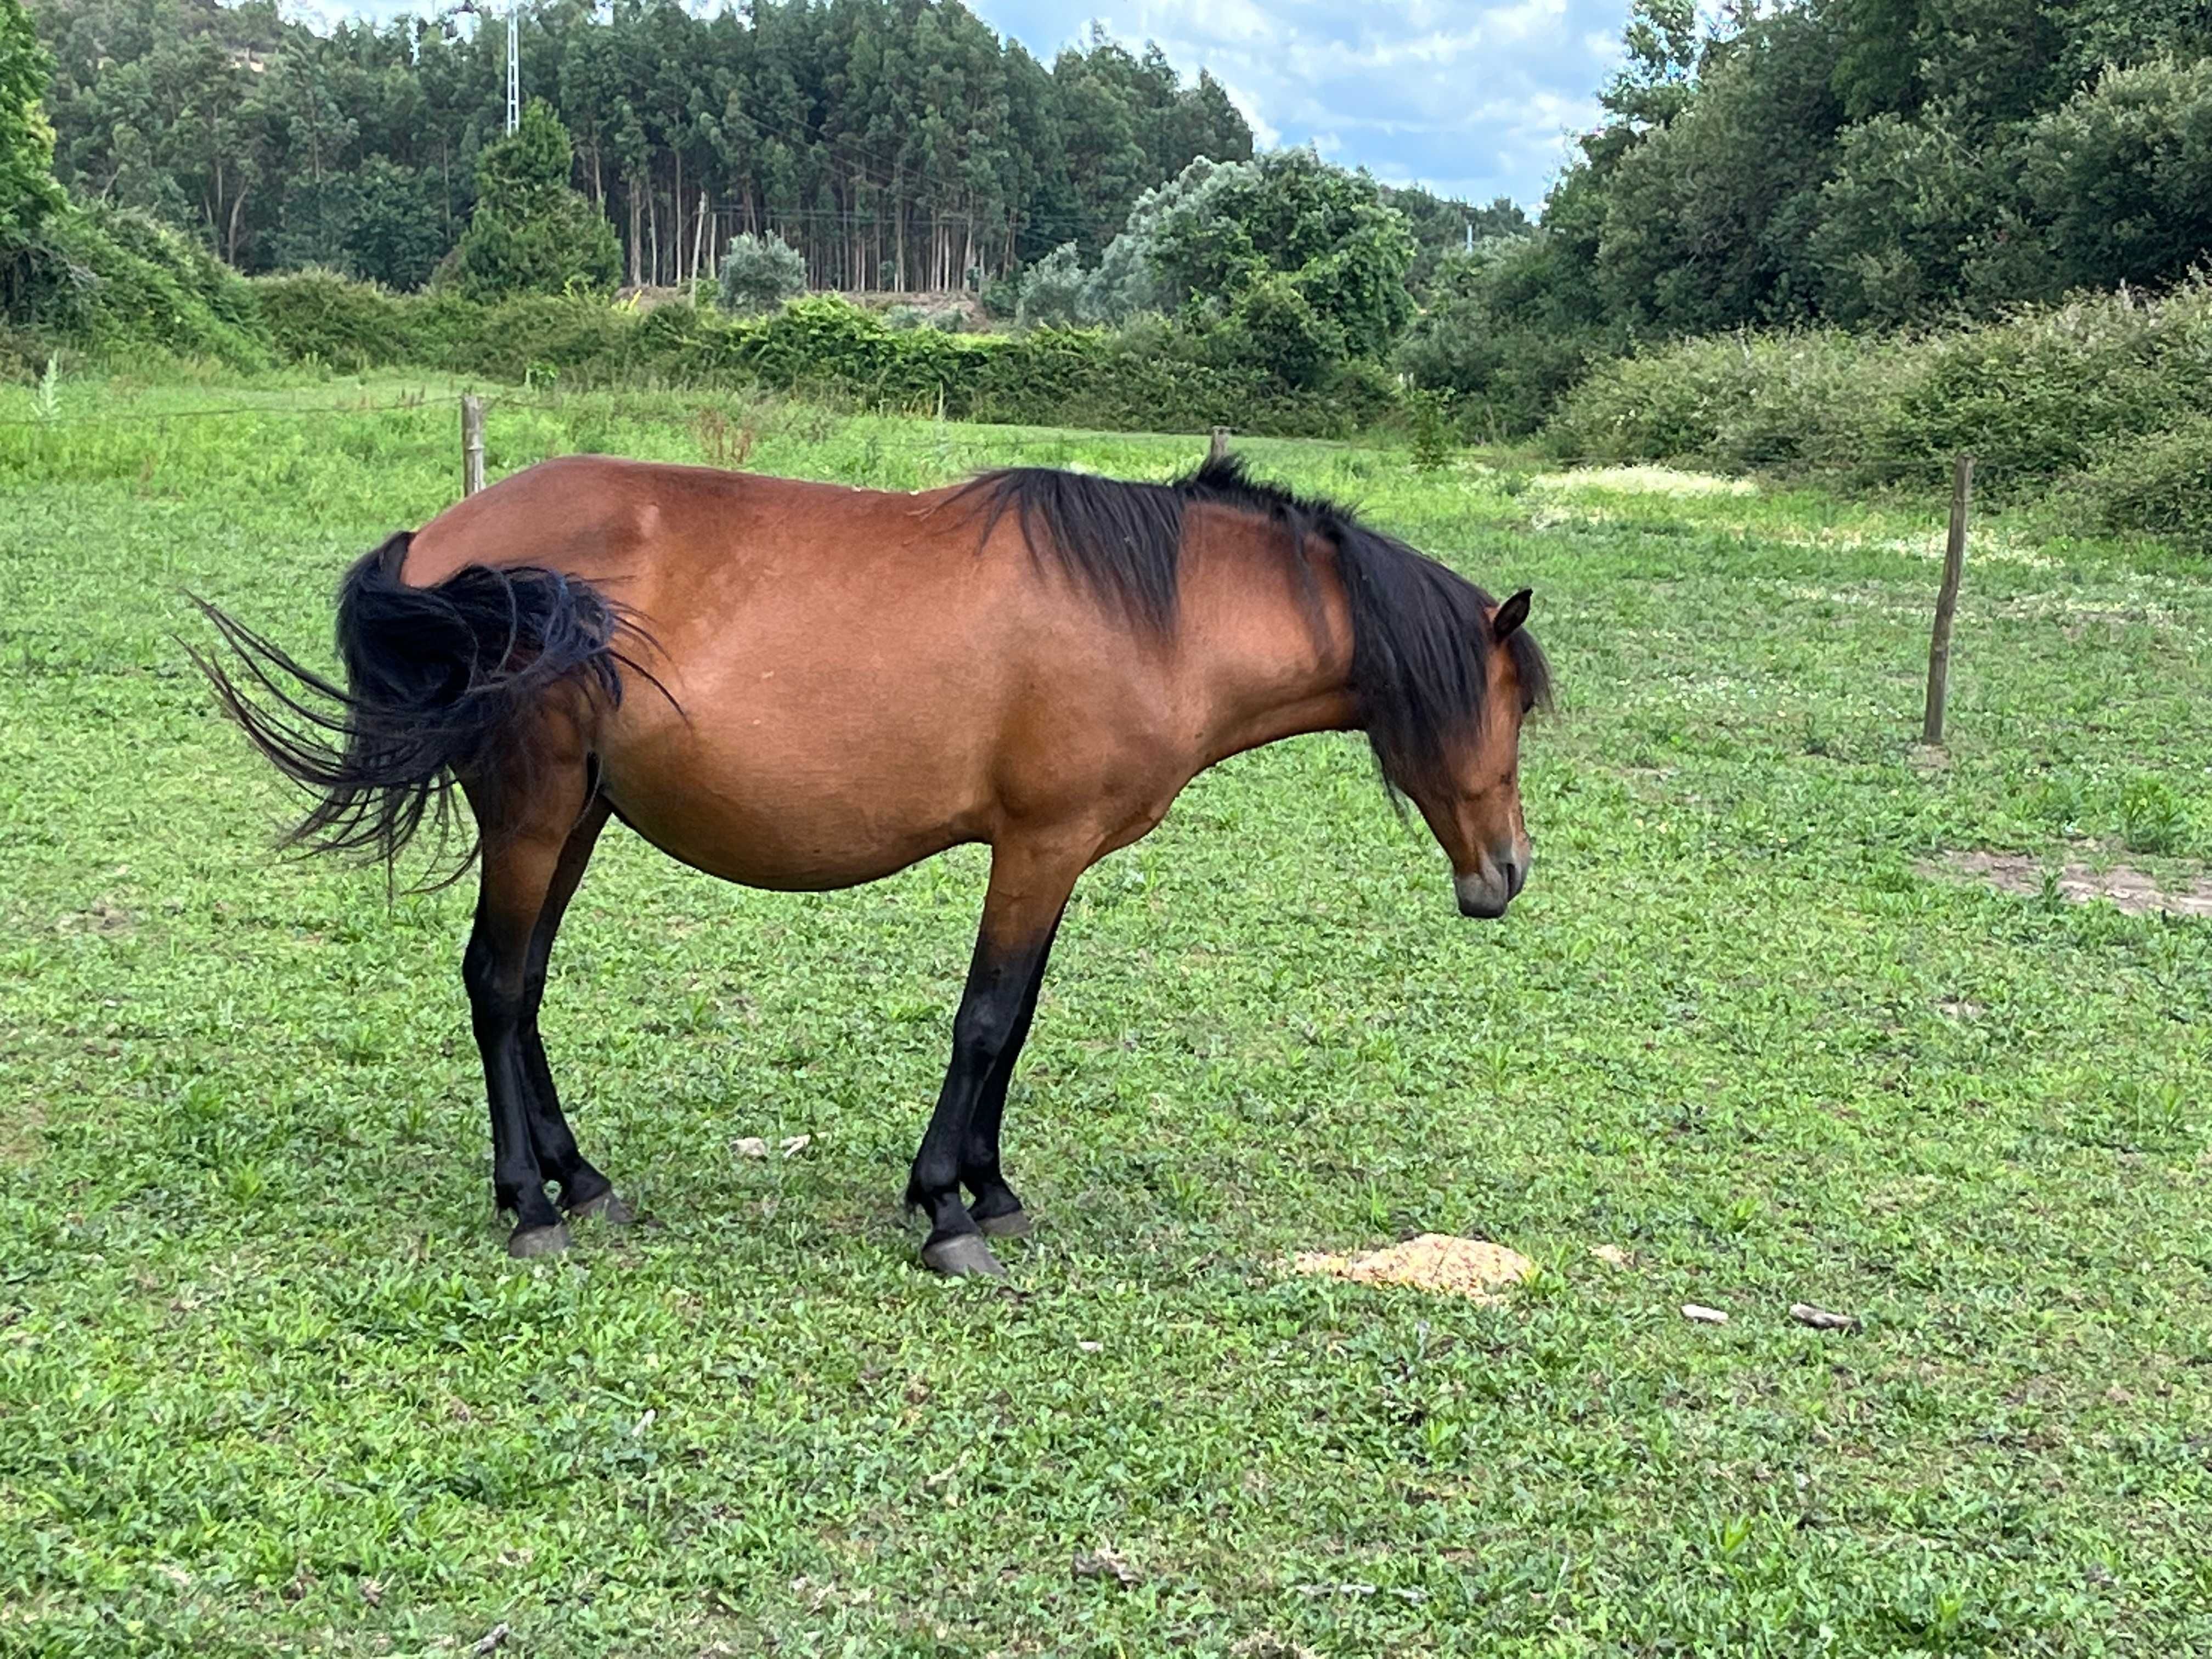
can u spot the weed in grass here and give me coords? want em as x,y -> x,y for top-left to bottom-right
2120,775 -> 2191,854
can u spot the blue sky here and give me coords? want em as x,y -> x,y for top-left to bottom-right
975,1 -> 1633,207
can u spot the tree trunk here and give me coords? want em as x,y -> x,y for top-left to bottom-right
226,184 -> 249,267
628,178 -> 643,287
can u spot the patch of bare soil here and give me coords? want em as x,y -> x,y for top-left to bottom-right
55,900 -> 134,936
0,1099 -> 44,1166
1291,1234 -> 1534,1303
1929,851 -> 2212,918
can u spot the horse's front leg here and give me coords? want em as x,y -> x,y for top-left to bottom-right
958,912 -> 1062,1239
908,844 -> 1082,1279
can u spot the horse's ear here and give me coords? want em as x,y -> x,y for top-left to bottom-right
1492,588 -> 1532,642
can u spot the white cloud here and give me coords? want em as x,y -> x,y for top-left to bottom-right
981,0 -> 1632,206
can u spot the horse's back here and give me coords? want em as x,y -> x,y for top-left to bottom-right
398,455 -> 1181,890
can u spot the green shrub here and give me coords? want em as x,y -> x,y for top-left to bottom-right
244,279 -> 1403,439
1543,281 -> 2212,515
1545,329 -> 1909,473
448,101 -> 619,301
1884,290 -> 2212,489
8,202 -> 268,369
716,233 -> 805,315
1406,387 -> 1455,471
1397,237 -> 1614,437
253,268 -> 421,371
2076,414 -> 2212,553
1,0 -> 63,243
1221,274 -> 1343,391
1015,243 -> 1086,329
978,272 -> 1020,321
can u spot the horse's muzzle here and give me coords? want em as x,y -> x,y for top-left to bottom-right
1454,844 -> 1530,919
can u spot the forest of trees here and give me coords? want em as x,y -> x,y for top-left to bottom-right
21,0 -> 1270,292
1408,0 -> 2212,426
13,0 -> 2212,458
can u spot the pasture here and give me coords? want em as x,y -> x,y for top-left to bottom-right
2,379 -> 2209,1656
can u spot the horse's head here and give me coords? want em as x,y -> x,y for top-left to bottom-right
1401,589 -> 1542,921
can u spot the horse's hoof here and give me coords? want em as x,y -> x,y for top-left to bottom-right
507,1223 -> 572,1259
569,1191 -> 635,1226
921,1233 -> 1007,1279
974,1206 -> 1034,1239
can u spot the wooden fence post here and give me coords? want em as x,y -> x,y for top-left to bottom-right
461,394 -> 486,497
1209,426 -> 1230,464
1922,455 -> 1974,746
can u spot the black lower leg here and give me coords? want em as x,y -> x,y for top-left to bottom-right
515,799 -> 619,1217
908,932 -> 1055,1264
961,917 -> 1059,1229
518,1001 -> 614,1212
464,919 -> 566,1248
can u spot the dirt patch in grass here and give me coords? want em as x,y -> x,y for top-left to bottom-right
1291,1234 -> 1534,1303
1531,465 -> 1757,498
0,1099 -> 46,1166
1929,851 -> 2212,918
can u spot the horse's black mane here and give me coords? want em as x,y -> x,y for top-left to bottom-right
957,454 -> 1550,795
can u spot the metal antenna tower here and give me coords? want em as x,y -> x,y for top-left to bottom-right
505,0 -> 520,133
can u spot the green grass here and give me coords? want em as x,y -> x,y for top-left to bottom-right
2,376 -> 2210,1657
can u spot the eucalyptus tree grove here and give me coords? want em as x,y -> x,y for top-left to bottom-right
26,0 -> 1255,290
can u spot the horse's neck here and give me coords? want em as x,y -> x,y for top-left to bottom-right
1189,543 -> 1359,769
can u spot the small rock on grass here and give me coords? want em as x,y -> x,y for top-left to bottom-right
471,1624 -> 511,1656
1073,1545 -> 1139,1587
1789,1303 -> 1858,1331
1682,1304 -> 1729,1325
732,1137 -> 769,1159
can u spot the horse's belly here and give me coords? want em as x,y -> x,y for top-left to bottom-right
605,788 -> 970,890
594,720 -> 986,893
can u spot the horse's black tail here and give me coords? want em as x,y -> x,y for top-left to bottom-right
187,532 -> 652,887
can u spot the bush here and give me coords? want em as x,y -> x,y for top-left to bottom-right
2076,414 -> 2212,553
1397,236 -> 1615,436
1883,290 -> 2212,488
1543,329 -> 1909,472
243,275 -> 1407,439
716,233 -> 805,315
253,268 -> 421,370
978,271 -> 1020,321
448,100 -> 619,301
7,202 -> 268,369
1,0 -> 63,243
1406,387 -> 1456,471
1220,274 -> 1342,390
1543,280 -> 2212,505
1015,243 -> 1086,329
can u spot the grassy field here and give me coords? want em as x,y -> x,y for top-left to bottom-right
2,375 -> 2209,1657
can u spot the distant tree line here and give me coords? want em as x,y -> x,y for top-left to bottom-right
1407,0 -> 2212,430
22,0 -> 1273,292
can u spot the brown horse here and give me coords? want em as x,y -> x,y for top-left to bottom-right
193,454 -> 1549,1278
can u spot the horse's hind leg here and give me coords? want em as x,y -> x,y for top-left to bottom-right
461,757 -> 593,1258
515,794 -> 631,1225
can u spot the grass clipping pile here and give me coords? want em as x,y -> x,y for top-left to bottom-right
1291,1234 -> 1534,1304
